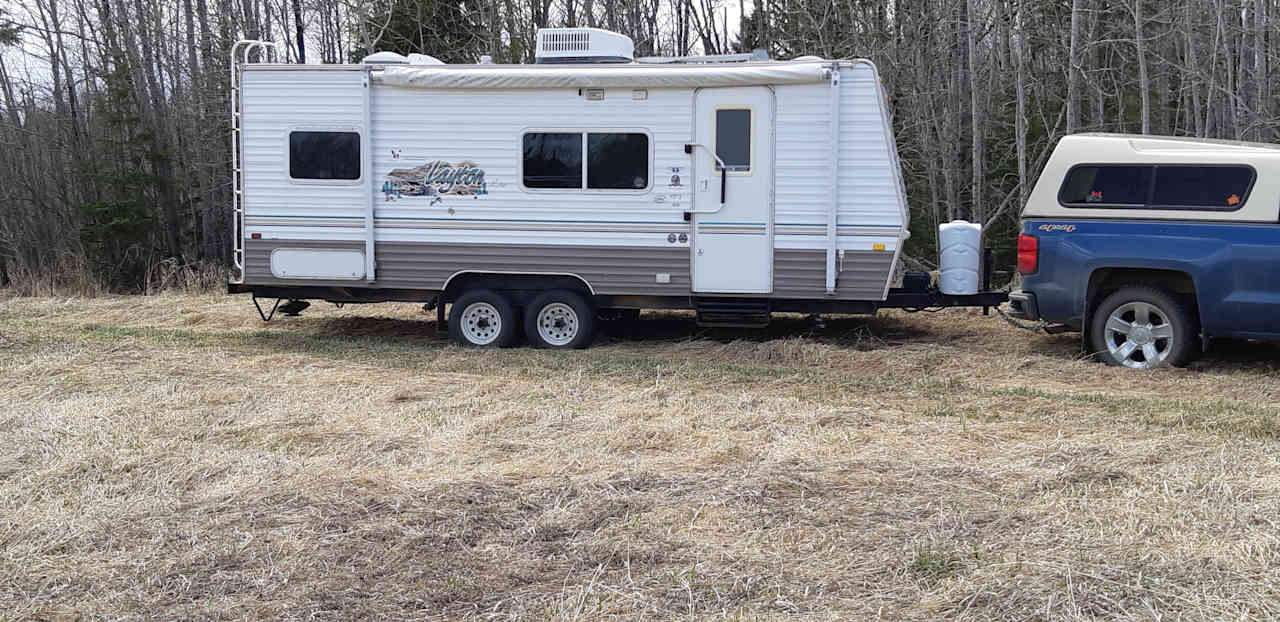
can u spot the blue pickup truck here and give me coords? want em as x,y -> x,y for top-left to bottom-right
1008,133 -> 1280,369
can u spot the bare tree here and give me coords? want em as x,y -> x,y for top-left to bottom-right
966,0 -> 983,222
5,0 -> 1280,293
1067,0 -> 1083,132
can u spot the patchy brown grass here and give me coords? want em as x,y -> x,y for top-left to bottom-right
3,293 -> 1280,620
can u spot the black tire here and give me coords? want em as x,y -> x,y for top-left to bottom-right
448,289 -> 520,347
1088,286 -> 1198,369
524,289 -> 596,349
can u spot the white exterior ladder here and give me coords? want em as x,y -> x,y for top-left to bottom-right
229,40 -> 279,284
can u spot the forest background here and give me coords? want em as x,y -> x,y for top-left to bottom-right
0,0 -> 1269,293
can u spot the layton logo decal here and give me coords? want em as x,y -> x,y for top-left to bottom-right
383,160 -> 487,201
1038,224 -> 1077,233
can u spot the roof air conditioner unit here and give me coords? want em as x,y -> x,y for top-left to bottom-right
535,28 -> 634,64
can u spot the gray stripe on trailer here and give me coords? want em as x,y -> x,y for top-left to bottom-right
243,239 -> 692,296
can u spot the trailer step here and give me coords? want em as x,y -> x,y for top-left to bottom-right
695,298 -> 771,328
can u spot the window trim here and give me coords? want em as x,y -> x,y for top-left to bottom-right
285,125 -> 364,185
712,106 -> 755,177
1057,163 -> 1256,212
519,128 -> 654,193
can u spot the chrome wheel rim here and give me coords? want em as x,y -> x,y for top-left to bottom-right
1103,301 -> 1174,369
536,302 -> 578,346
460,302 -> 502,345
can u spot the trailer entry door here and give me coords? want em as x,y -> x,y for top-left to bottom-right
692,87 -> 774,294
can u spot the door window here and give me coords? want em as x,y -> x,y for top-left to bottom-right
715,109 -> 752,172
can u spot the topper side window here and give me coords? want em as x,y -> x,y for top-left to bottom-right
1150,165 -> 1254,210
1059,164 -> 1254,211
1059,165 -> 1153,207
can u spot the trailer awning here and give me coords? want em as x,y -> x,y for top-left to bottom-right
375,62 -> 832,89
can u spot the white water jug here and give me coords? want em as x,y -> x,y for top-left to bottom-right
939,220 -> 982,295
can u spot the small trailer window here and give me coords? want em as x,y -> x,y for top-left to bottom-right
1060,165 -> 1152,206
288,131 -> 360,180
523,131 -> 650,191
523,133 -> 583,188
715,109 -> 751,172
1150,165 -> 1254,209
587,133 -> 649,189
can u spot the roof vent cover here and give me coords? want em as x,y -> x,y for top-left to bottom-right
535,28 -> 634,64
361,51 -> 408,64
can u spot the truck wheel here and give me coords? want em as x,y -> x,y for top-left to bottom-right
449,289 -> 519,347
524,289 -> 596,349
1089,286 -> 1196,369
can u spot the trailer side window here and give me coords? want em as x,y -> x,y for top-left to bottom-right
1059,165 -> 1152,207
289,131 -> 360,180
523,133 -> 583,189
587,133 -> 649,189
1150,165 -> 1254,209
715,109 -> 751,172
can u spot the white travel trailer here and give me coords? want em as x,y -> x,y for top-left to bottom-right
228,29 -> 1004,347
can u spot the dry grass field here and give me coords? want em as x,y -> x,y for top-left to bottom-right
3,293 -> 1280,620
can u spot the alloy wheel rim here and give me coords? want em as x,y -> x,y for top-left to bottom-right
1104,301 -> 1174,369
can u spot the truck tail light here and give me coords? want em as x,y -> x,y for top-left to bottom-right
1017,234 -> 1038,275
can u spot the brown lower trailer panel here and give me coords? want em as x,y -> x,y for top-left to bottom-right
240,239 -> 896,301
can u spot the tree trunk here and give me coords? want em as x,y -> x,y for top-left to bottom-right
1186,1 -> 1204,136
1067,0 -> 1083,133
294,0 -> 307,63
1133,0 -> 1150,134
1255,0 -> 1268,140
1014,0 -> 1029,207
966,0 -> 983,223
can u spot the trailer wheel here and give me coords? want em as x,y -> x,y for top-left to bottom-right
449,289 -> 519,347
525,289 -> 596,349
1088,286 -> 1196,369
